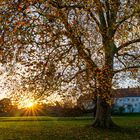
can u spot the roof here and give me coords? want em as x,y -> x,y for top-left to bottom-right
114,88 -> 140,98
78,88 -> 140,101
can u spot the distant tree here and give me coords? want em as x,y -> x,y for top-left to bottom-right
0,98 -> 13,113
1,0 -> 140,128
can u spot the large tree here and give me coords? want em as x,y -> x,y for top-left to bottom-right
1,0 -> 140,128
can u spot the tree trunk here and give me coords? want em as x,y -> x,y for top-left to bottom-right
92,96 -> 116,128
92,66 -> 117,128
92,39 -> 117,128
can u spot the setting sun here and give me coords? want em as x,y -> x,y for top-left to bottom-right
19,99 -> 36,109
25,102 -> 34,108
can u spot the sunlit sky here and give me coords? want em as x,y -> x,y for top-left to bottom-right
0,75 -> 139,100
0,64 -> 139,100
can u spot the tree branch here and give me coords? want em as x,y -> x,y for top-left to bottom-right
117,38 -> 140,52
115,9 -> 140,32
114,65 -> 140,74
88,10 -> 101,30
57,10 -> 99,71
49,0 -> 85,9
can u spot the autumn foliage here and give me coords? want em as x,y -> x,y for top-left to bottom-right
1,0 -> 140,128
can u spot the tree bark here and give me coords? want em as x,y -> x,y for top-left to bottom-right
92,96 -> 116,128
92,66 -> 117,128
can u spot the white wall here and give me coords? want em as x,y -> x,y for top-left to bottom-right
115,97 -> 140,113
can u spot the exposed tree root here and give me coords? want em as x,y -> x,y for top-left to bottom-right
92,119 -> 119,129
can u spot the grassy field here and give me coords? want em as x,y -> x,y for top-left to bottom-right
0,116 -> 140,140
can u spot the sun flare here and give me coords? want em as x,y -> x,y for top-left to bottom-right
26,102 -> 34,108
20,99 -> 36,108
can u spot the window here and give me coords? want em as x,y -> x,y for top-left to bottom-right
135,104 -> 137,107
136,98 -> 139,101
132,98 -> 135,101
128,98 -> 130,101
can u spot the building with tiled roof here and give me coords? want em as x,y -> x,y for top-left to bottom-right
114,88 -> 140,98
114,88 -> 140,113
78,88 -> 140,113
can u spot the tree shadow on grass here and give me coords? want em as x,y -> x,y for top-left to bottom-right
84,124 -> 140,140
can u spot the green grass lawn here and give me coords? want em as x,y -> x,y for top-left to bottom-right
0,116 -> 139,140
